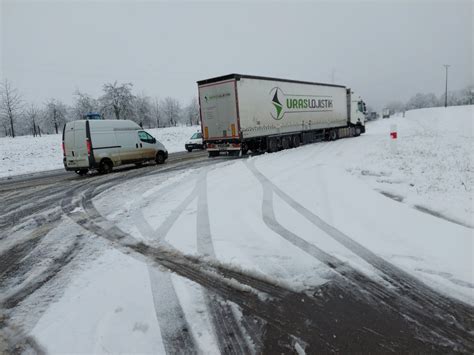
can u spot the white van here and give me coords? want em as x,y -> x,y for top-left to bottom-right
62,119 -> 168,175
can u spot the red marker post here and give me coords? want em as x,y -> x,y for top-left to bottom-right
390,124 -> 398,153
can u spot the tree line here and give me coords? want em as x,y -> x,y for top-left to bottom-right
0,80 -> 200,138
383,85 -> 473,115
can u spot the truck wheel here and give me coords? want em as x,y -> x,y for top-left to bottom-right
156,152 -> 166,164
99,160 -> 113,174
282,137 -> 290,150
292,135 -> 300,148
186,148 -> 193,152
267,138 -> 278,153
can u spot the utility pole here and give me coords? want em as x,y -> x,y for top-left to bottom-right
443,64 -> 450,107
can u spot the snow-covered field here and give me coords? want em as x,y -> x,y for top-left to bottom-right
27,106 -> 473,353
0,125 -> 200,178
349,105 -> 473,228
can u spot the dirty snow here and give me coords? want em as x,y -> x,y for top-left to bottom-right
0,125 -> 200,178
26,105 -> 474,352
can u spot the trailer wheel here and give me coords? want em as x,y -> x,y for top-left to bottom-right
330,130 -> 338,141
267,138 -> 278,153
99,159 -> 113,174
282,136 -> 290,150
292,135 -> 300,148
208,151 -> 219,157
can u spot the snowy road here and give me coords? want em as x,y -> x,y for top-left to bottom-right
1,115 -> 473,353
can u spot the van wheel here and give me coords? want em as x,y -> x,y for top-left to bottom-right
99,160 -> 113,174
156,152 -> 166,164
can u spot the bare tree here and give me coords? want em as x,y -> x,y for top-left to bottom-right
44,99 -> 68,134
73,90 -> 99,120
99,81 -> 134,120
151,97 -> 162,128
185,97 -> 200,126
133,93 -> 152,127
25,104 -> 41,136
161,97 -> 181,127
405,93 -> 439,110
0,79 -> 23,138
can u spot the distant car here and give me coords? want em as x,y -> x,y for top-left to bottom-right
185,132 -> 205,152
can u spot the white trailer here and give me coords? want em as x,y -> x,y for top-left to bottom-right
197,74 -> 366,156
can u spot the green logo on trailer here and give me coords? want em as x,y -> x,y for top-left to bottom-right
270,88 -> 284,120
269,87 -> 334,120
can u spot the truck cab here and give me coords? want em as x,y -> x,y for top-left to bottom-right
349,92 -> 366,133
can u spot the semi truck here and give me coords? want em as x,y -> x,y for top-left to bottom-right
197,74 -> 366,156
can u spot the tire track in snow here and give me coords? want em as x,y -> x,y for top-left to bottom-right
62,159 -> 251,354
58,155 -> 473,352
62,176 -> 473,352
245,159 -> 474,350
131,175 -> 199,355
196,169 -> 253,355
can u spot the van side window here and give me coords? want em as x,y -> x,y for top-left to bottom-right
138,131 -> 155,144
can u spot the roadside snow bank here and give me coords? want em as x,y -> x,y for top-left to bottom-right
0,125 -> 200,178
348,105 -> 473,228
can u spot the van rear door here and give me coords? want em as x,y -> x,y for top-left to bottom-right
198,79 -> 239,141
63,121 -> 89,169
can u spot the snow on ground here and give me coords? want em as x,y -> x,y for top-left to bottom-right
30,106 -> 473,352
0,125 -> 200,178
348,105 -> 473,228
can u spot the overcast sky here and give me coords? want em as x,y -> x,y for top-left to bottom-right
1,0 -> 472,110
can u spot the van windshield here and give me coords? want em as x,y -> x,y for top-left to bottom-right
191,132 -> 202,139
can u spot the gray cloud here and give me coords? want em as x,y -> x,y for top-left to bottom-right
1,0 -> 472,110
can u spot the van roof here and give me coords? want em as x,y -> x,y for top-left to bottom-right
68,119 -> 140,130
89,120 -> 140,130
